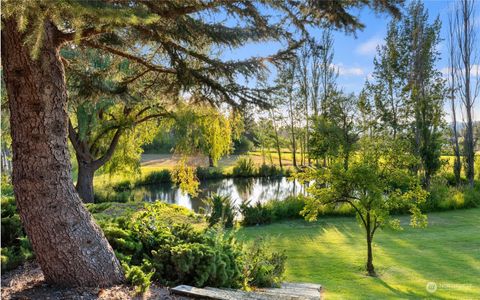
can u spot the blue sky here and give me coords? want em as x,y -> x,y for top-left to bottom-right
221,0 -> 479,122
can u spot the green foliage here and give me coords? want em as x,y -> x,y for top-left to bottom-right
112,179 -> 134,192
94,188 -> 133,203
123,263 -> 154,294
196,167 -> 225,180
239,196 -> 307,226
267,196 -> 307,221
173,106 -> 237,167
100,203 -> 242,288
202,195 -> 236,228
463,184 -> 480,208
299,137 -> 428,274
1,195 -> 33,272
365,1 -> 445,185
1,196 -> 23,247
171,159 -> 200,196
95,201 -> 285,290
137,170 -> 172,185
239,201 -> 273,226
424,177 -> 480,211
233,157 -> 256,177
242,238 -> 287,288
258,164 -> 284,177
233,136 -> 255,154
302,139 -> 428,226
309,116 -> 343,159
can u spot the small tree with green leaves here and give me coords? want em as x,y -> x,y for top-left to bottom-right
299,137 -> 428,276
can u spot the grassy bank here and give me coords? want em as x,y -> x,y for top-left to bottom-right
237,208 -> 480,299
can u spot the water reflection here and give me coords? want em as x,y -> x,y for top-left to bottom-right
132,177 -> 307,212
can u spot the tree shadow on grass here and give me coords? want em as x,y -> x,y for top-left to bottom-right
375,277 -> 438,299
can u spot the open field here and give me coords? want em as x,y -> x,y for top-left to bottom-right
140,151 -> 297,174
237,208 -> 480,300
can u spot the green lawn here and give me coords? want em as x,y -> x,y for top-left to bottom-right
237,208 -> 480,299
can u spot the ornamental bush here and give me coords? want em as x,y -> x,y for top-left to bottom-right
202,194 -> 236,228
94,201 -> 285,292
1,183 -> 33,272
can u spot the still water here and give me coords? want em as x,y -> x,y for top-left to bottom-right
132,177 -> 307,212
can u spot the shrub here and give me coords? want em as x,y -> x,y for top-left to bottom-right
102,206 -> 244,288
233,157 -> 256,177
150,229 -> 243,287
138,170 -> 172,185
239,201 -> 273,226
239,197 -> 306,226
94,188 -> 133,203
112,179 -> 134,192
233,136 -> 255,154
196,167 -> 225,180
267,196 -> 306,220
422,177 -> 479,211
258,164 -> 284,177
202,194 -> 236,228
99,202 -> 285,291
442,172 -> 468,186
1,175 -> 13,196
243,238 -> 287,288
463,183 -> 480,208
123,263 -> 154,294
1,195 -> 33,272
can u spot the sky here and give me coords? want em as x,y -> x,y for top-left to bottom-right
221,0 -> 479,122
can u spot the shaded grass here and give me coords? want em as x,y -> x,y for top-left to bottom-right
236,208 -> 480,299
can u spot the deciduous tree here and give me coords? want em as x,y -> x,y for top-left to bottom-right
300,138 -> 428,276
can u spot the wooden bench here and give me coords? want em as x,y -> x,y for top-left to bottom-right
171,282 -> 322,300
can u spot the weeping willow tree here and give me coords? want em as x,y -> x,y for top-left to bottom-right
1,0 -> 402,287
173,105 -> 241,168
65,48 -> 177,202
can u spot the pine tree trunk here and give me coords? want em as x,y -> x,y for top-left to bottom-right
1,18 -> 124,287
76,162 -> 96,203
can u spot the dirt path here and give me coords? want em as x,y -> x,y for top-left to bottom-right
1,261 -> 190,300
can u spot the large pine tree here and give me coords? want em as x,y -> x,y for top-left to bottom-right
1,0 -> 402,287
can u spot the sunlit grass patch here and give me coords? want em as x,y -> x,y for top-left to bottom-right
237,208 -> 480,299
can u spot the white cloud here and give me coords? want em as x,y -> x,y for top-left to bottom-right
355,37 -> 384,56
440,64 -> 480,77
332,63 -> 365,76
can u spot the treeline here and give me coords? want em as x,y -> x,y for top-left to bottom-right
249,1 -> 479,188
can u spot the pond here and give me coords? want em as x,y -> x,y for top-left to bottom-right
132,177 -> 307,213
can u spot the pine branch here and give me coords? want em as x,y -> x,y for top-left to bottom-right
83,41 -> 177,74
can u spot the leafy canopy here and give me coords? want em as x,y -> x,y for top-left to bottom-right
300,137 -> 428,231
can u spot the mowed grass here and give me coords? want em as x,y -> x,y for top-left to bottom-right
237,208 -> 480,299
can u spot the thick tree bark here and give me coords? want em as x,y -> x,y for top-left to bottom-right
1,18 -> 124,286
